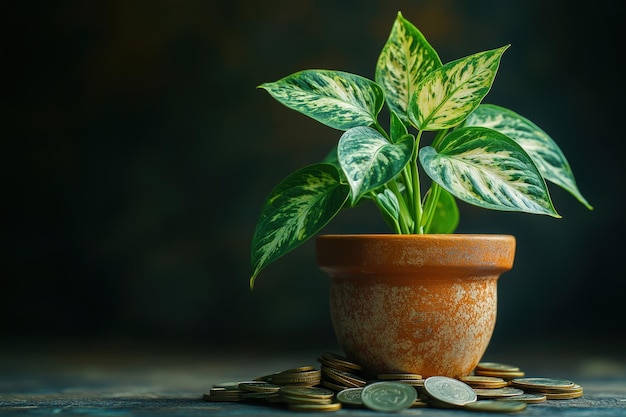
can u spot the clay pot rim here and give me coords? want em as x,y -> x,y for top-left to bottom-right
316,233 -> 516,272
317,233 -> 515,241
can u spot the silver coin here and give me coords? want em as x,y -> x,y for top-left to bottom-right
424,376 -> 477,406
510,377 -> 575,390
336,387 -> 364,406
473,387 -> 524,398
361,381 -> 417,412
498,393 -> 547,403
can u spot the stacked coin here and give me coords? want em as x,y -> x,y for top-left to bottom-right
473,362 -> 525,380
279,386 -> 341,411
459,375 -> 508,389
510,377 -> 584,399
317,352 -> 367,392
255,365 -> 321,387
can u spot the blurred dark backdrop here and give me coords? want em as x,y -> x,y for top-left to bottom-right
2,1 -> 624,357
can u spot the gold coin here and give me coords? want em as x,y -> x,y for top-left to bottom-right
319,352 -> 363,372
464,399 -> 527,412
390,379 -> 425,387
240,391 -> 280,400
279,386 -> 335,400
238,381 -> 281,392
269,369 -> 322,385
473,369 -> 525,379
459,375 -> 507,388
321,366 -> 367,387
320,380 -> 349,392
254,366 -> 316,382
207,387 -> 242,397
202,390 -> 242,402
213,381 -> 253,389
278,365 -> 316,373
280,394 -> 333,405
378,373 -> 423,380
411,399 -> 430,408
544,389 -> 583,400
475,362 -> 520,372
287,402 -> 342,412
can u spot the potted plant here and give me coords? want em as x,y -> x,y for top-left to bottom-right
249,11 -> 592,378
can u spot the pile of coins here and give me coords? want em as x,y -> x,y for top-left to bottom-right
203,352 -> 583,413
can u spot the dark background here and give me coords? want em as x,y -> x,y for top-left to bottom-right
2,1 -> 624,359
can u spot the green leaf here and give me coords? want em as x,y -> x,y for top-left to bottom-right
376,11 -> 442,123
259,70 -> 384,131
424,187 -> 459,234
376,188 -> 401,231
419,126 -> 560,216
409,45 -> 509,131
338,127 -> 415,204
250,164 -> 349,289
462,104 -> 593,210
389,110 -> 408,143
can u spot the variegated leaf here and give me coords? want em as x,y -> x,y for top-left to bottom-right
419,126 -> 559,216
338,126 -> 415,204
250,164 -> 349,288
423,186 -> 459,234
375,11 -> 442,123
389,110 -> 409,143
376,189 -> 401,229
259,70 -> 384,131
409,45 -> 509,131
462,104 -> 593,209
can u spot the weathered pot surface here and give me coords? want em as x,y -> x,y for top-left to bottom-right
316,234 -> 516,378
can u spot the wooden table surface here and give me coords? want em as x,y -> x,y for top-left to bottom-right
1,341 -> 625,416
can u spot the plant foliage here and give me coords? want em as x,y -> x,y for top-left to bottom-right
250,11 -> 592,288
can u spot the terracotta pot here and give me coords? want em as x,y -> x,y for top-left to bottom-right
316,234 -> 516,378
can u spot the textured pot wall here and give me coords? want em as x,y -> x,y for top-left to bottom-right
2,0 -> 623,354
318,235 -> 514,377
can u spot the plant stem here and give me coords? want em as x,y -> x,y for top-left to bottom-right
421,182 -> 442,233
388,181 -> 412,233
412,130 -> 424,234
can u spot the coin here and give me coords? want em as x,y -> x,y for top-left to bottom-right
318,352 -> 364,373
203,388 -> 243,402
269,369 -> 322,386
475,362 -> 520,372
473,369 -> 525,379
279,386 -> 335,400
321,366 -> 367,388
238,381 -> 280,392
287,402 -> 342,412
498,393 -> 547,403
459,375 -> 507,389
424,376 -> 477,406
361,381 -> 418,412
320,380 -> 349,392
389,379 -> 425,387
378,373 -> 423,380
336,387 -> 364,407
473,387 -> 524,398
464,399 -> 527,412
239,391 -> 280,400
510,377 -> 575,390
